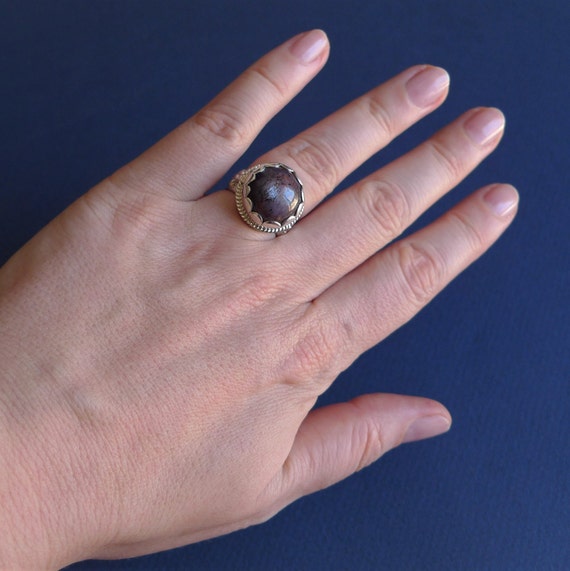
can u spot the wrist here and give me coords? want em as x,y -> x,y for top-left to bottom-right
0,365 -> 87,570
0,400 -> 68,570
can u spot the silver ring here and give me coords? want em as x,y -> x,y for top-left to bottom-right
229,163 -> 304,234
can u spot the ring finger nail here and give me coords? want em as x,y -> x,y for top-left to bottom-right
464,107 -> 505,146
405,66 -> 450,108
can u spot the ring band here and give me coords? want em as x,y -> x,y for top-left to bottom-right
230,163 -> 304,234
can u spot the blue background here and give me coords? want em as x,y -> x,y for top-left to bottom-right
2,1 -> 569,570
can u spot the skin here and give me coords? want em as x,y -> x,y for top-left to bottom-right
0,30 -> 517,569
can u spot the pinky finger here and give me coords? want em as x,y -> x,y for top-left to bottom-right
311,183 -> 519,376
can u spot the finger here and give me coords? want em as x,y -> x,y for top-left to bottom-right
287,107 -> 505,293
306,184 -> 518,378
110,30 -> 330,201
277,394 -> 450,502
255,64 -> 450,213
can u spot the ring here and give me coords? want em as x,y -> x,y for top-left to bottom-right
230,163 -> 304,234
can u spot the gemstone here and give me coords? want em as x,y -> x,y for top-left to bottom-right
247,166 -> 302,223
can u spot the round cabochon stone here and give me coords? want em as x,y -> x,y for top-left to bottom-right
247,166 -> 302,223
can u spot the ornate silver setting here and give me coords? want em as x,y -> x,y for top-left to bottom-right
229,163 -> 305,234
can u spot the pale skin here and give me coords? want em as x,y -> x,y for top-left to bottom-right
0,30 -> 518,569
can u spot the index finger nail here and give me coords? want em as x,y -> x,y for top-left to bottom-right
290,29 -> 328,64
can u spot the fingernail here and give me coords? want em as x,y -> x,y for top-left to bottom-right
483,184 -> 519,216
464,108 -> 505,145
402,415 -> 451,444
290,30 -> 328,64
406,66 -> 450,108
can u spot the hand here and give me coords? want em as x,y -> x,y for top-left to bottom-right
0,30 -> 517,569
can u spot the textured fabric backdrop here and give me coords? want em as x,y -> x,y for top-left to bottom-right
2,1 -> 569,570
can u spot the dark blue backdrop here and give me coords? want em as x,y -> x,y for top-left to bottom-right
2,1 -> 569,570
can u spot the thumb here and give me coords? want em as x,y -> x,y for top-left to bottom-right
279,393 -> 451,501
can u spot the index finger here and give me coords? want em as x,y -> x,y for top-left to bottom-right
110,30 -> 330,201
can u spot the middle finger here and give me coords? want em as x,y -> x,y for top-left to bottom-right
255,65 -> 450,212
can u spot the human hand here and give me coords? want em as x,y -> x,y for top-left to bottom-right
0,30 -> 517,569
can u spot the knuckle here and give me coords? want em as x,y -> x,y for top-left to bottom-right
229,269 -> 283,315
288,315 -> 340,384
365,93 -> 395,139
427,138 -> 463,183
102,188 -> 169,238
356,179 -> 410,240
246,64 -> 289,99
353,417 -> 386,472
396,242 -> 445,306
192,103 -> 252,148
284,136 -> 340,195
446,210 -> 485,251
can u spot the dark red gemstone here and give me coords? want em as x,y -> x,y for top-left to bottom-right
248,166 -> 301,223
